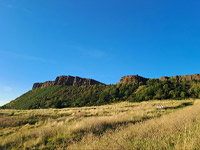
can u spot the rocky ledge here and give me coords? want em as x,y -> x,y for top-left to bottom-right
118,74 -> 200,84
119,75 -> 149,84
159,74 -> 200,82
32,75 -> 104,89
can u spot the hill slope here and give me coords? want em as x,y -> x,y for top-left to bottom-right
3,84 -> 139,109
3,74 -> 200,109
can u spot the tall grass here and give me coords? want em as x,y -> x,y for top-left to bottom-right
68,100 -> 200,150
0,99 -> 198,150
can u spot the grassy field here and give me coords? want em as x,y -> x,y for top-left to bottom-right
0,99 -> 200,150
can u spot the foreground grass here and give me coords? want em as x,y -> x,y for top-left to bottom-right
0,99 -> 198,150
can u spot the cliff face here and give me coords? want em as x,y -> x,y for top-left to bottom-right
119,75 -> 149,84
160,74 -> 200,82
33,74 -> 200,89
118,74 -> 200,84
175,74 -> 200,81
159,76 -> 170,81
32,75 -> 104,89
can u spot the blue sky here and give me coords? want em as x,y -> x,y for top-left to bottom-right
1,0 -> 200,106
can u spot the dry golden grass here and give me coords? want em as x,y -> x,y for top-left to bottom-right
0,99 -> 198,150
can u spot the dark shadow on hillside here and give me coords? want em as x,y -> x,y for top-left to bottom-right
0,113 -> 9,116
164,102 -> 193,110
71,115 -> 153,144
124,105 -> 136,108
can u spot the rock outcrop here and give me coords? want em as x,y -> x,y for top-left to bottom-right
159,76 -> 170,81
33,74 -> 200,89
119,75 -> 149,84
32,75 -> 104,89
32,83 -> 43,89
118,74 -> 200,84
159,74 -> 200,82
170,74 -> 200,82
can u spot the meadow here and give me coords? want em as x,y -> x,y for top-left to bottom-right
0,99 -> 200,150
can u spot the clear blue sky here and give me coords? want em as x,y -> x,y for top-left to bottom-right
1,0 -> 200,106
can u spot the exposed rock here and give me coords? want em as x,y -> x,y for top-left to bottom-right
32,75 -> 104,89
73,76 -> 100,86
118,74 -> 200,85
158,74 -> 200,82
54,76 -> 74,86
33,74 -> 200,90
159,76 -> 169,82
41,81 -> 55,88
32,83 -> 43,89
119,75 -> 149,84
170,74 -> 200,82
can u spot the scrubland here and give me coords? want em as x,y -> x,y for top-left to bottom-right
0,99 -> 200,150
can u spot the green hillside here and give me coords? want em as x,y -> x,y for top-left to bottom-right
3,79 -> 200,110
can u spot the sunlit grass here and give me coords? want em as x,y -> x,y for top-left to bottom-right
0,99 -> 198,150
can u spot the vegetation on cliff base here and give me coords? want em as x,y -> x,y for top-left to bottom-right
3,79 -> 200,109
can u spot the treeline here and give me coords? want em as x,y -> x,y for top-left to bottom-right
3,79 -> 200,109
131,79 -> 200,101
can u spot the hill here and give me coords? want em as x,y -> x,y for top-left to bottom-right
3,74 -> 200,109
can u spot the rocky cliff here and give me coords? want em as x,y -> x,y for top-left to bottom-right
33,74 -> 200,89
32,75 -> 104,89
159,74 -> 200,82
118,75 -> 149,84
118,74 -> 200,84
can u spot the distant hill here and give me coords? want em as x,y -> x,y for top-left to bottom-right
2,74 -> 200,109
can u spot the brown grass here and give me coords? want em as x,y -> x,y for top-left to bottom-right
0,99 -> 198,150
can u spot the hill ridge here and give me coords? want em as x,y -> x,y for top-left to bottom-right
3,73 -> 200,109
119,74 -> 200,84
32,75 -> 104,89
